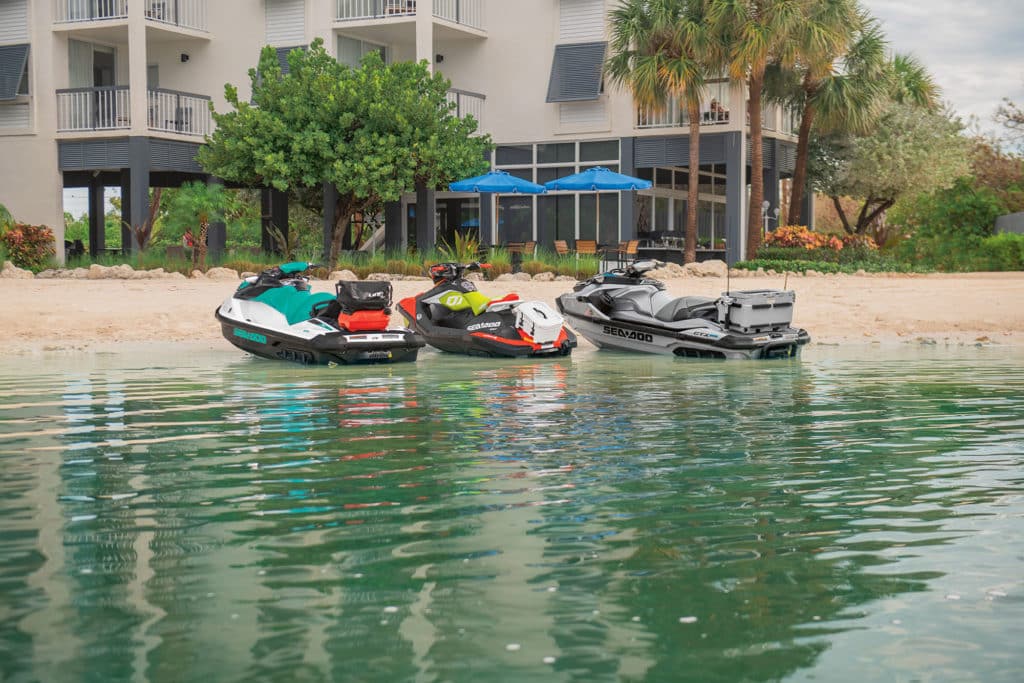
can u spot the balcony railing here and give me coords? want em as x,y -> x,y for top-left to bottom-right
56,0 -> 128,23
446,88 -> 484,128
147,88 -> 212,136
57,86 -> 131,131
55,0 -> 208,30
637,97 -> 731,129
57,86 -> 212,137
434,0 -> 484,29
144,0 -> 208,31
336,0 -> 416,21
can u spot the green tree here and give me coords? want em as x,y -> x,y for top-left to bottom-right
199,39 -> 491,264
607,0 -> 721,263
808,101 -> 971,236
0,202 -> 13,236
773,2 -> 887,225
710,0 -> 842,257
165,181 -> 226,270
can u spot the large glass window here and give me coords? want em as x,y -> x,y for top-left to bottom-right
496,145 -> 533,165
505,167 -> 534,182
499,197 -> 533,243
580,139 -> 619,162
337,35 -> 386,69
538,195 -> 575,247
654,197 -> 669,232
536,166 -> 575,185
537,142 -> 575,164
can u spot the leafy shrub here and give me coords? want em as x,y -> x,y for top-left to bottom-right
736,257 -> 927,274
1,223 -> 56,271
976,233 -> 1024,271
438,231 -> 480,262
764,225 -> 844,251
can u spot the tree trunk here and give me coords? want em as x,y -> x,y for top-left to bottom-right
197,218 -> 209,271
788,93 -> 817,226
746,70 -> 765,258
328,195 -> 357,265
685,101 -> 701,264
830,195 -> 854,234
855,198 -> 895,234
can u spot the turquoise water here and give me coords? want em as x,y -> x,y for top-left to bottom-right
1,345 -> 1022,683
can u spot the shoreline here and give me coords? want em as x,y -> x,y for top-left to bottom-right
1,271 -> 1022,354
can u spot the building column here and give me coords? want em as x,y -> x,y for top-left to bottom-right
87,174 -> 105,257
480,194 -> 493,247
619,137 -> 637,240
763,144 -> 780,233
261,188 -> 288,254
724,131 -> 745,264
383,201 -> 403,252
127,137 -> 150,253
415,183 -> 436,251
415,0 -> 434,71
127,3 -> 148,137
206,176 -> 227,259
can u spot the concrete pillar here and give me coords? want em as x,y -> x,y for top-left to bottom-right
384,201 -> 403,252
415,0 -> 434,71
261,188 -> 289,254
127,137 -> 150,253
127,3 -> 148,137
724,132 -> 745,265
207,176 -> 227,259
764,144 -> 780,233
619,136 -> 637,240
415,183 -> 436,251
88,174 -> 105,257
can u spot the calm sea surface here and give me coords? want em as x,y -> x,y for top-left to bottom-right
1,345 -> 1022,683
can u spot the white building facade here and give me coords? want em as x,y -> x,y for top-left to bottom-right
0,0 -> 807,264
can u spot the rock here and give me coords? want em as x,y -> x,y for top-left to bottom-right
855,269 -> 867,276
805,269 -> 822,277
532,271 -> 555,282
511,272 -> 532,281
36,269 -> 57,279
554,275 -> 576,281
404,276 -> 430,281
693,259 -> 728,277
68,268 -> 89,279
1,261 -> 34,279
190,269 -> 206,279
329,269 -> 358,281
756,268 -> 766,276
465,272 -> 483,281
728,268 -> 746,278
494,273 -> 515,282
366,272 -> 402,281
167,271 -> 187,280
87,264 -> 111,279
240,271 -> 257,279
205,267 -> 240,281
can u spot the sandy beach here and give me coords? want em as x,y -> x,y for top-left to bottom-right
1,270 -> 1022,354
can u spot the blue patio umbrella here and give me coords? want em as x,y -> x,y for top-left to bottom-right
544,166 -> 652,242
450,170 -> 545,245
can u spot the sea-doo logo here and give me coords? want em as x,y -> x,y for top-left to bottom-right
440,293 -> 466,308
467,321 -> 501,332
234,327 -> 267,344
603,326 -> 653,343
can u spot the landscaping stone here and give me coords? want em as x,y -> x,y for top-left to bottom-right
190,270 -> 206,279
329,269 -> 358,281
511,272 -> 532,281
465,272 -> 483,281
494,273 -> 515,282
532,272 -> 555,281
554,275 -> 577,282
241,271 -> 257,279
366,272 -> 401,281
1,261 -> 33,279
205,267 -> 240,281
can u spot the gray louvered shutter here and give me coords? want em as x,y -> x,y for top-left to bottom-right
546,42 -> 606,103
0,0 -> 28,43
276,45 -> 307,74
0,43 -> 28,101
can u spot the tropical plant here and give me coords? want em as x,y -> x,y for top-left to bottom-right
266,223 -> 300,261
438,230 -> 480,262
164,181 -> 226,271
709,0 -> 839,258
200,39 -> 492,264
0,202 -> 13,235
607,0 -> 721,263
1,223 -> 56,271
888,53 -> 940,111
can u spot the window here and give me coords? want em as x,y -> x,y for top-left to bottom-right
337,35 -> 386,69
579,139 -> 618,163
546,42 -> 607,103
537,142 -> 574,164
0,43 -> 29,100
495,144 -> 532,166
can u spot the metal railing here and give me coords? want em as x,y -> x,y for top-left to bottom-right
434,0 -> 484,29
147,88 -> 211,137
55,0 -> 128,23
336,0 -> 416,21
781,105 -> 800,136
144,0 -> 208,31
637,97 -> 731,129
57,86 -> 131,131
446,88 -> 484,128
57,86 -> 212,136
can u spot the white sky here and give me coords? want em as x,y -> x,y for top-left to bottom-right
861,0 -> 1024,137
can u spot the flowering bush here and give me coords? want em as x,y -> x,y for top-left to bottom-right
1,223 -> 56,271
840,233 -> 879,251
765,225 -> 834,250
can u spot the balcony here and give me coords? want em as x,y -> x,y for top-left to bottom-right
637,97 -> 732,129
56,86 -> 212,137
335,0 -> 484,30
446,88 -> 485,129
55,0 -> 208,32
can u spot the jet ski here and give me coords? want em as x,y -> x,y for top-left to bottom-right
397,261 -> 577,358
556,260 -> 810,359
215,261 -> 424,365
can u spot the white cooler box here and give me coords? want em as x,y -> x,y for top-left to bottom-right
515,301 -> 564,344
716,290 -> 795,333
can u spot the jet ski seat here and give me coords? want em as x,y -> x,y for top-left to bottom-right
654,295 -> 718,323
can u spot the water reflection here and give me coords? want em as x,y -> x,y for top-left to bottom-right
0,347 -> 1022,682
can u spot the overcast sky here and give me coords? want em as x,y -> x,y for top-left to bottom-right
861,0 -> 1024,136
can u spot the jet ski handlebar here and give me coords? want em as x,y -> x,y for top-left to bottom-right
606,259 -> 664,278
428,261 -> 492,284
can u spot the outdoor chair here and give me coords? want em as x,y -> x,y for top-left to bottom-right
575,240 -> 598,256
523,241 -> 537,257
554,240 -> 570,257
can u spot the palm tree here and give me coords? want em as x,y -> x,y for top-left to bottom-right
606,0 -> 720,264
709,0 -> 840,257
166,181 -> 226,271
888,52 -> 940,111
782,3 -> 887,225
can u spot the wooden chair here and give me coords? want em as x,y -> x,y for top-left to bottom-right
575,240 -> 598,256
554,240 -> 570,257
523,241 -> 537,257
504,242 -> 526,254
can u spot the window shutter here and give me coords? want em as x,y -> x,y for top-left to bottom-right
0,43 -> 28,101
265,0 -> 305,47
276,45 -> 306,74
546,42 -> 606,103
559,0 -> 605,42
0,0 -> 28,44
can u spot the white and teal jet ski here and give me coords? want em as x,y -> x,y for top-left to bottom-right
556,260 -> 809,360
215,262 -> 424,365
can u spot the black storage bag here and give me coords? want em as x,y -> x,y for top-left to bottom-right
336,281 -> 392,313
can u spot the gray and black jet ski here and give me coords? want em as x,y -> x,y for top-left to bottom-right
556,260 -> 810,359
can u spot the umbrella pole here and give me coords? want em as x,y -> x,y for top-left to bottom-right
493,193 -> 499,247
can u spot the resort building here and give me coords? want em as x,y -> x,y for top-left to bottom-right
0,0 -> 810,264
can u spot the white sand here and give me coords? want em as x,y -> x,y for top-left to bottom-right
1,272 -> 1022,354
